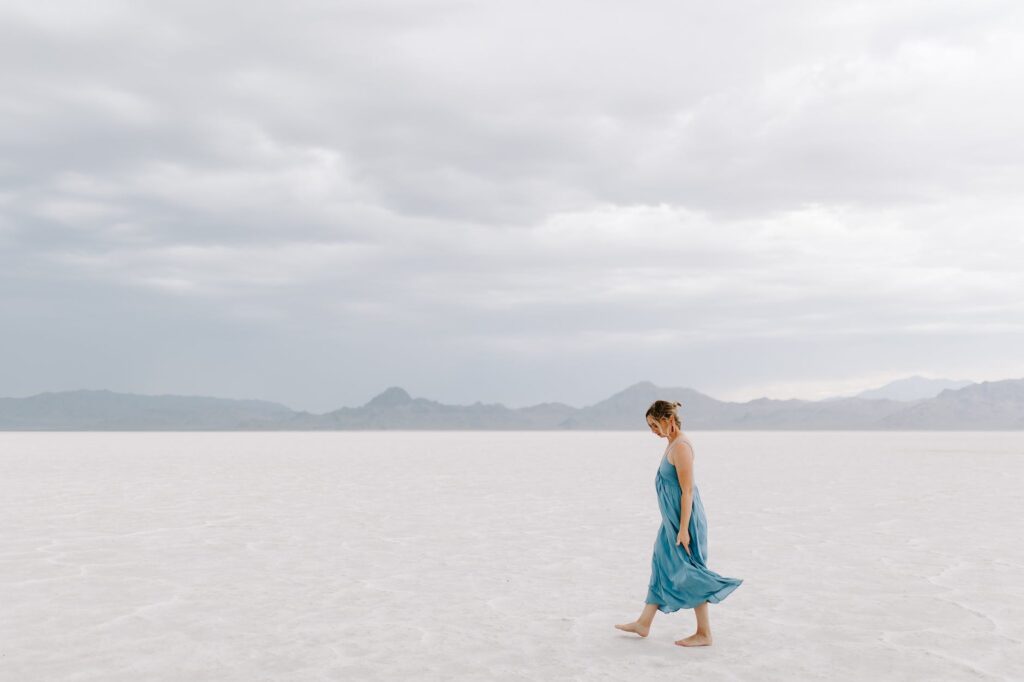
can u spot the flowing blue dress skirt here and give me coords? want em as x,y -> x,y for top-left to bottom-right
646,451 -> 743,613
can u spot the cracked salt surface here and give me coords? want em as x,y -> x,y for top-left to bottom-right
1,430 -> 1022,681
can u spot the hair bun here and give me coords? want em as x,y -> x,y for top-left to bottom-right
645,399 -> 683,427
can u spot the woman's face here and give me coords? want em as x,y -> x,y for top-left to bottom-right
647,417 -> 665,437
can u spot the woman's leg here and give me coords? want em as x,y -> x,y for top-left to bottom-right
674,601 -> 713,647
694,601 -> 711,634
614,602 -> 660,637
639,602 -> 659,628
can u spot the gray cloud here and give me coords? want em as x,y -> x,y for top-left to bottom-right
2,0 -> 1024,411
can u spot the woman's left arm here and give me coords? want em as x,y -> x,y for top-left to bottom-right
673,442 -> 695,547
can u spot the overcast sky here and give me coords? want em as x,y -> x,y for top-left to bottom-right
2,0 -> 1023,412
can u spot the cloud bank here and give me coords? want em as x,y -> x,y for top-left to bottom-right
2,0 -> 1023,411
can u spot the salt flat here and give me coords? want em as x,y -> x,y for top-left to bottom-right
1,430 -> 1022,681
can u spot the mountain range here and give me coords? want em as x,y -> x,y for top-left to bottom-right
841,375 -> 974,402
3,376 -> 1024,430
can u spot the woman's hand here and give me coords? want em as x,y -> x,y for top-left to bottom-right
676,529 -> 691,555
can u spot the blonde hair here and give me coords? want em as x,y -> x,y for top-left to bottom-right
646,399 -> 682,428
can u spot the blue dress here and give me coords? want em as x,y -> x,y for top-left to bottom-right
646,439 -> 743,612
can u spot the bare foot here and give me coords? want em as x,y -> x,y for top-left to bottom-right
614,621 -> 650,637
674,631 -> 712,647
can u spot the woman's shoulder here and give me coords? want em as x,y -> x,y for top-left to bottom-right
667,435 -> 695,465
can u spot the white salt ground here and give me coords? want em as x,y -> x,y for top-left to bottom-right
1,430 -> 1022,681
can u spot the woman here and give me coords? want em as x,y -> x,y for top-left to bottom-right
615,399 -> 743,646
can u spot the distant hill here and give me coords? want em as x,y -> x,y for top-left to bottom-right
879,380 -> 1024,429
0,389 -> 293,430
2,379 -> 1024,430
850,375 -> 975,401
